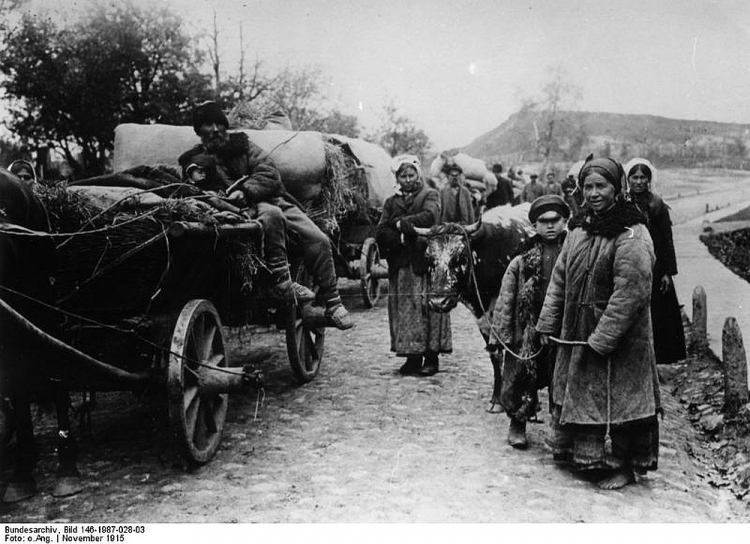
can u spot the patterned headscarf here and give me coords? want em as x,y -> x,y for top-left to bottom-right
390,154 -> 423,179
577,157 -> 625,195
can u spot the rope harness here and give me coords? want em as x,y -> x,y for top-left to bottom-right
456,225 -> 613,449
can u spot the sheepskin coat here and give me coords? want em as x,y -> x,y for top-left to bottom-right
535,222 -> 661,425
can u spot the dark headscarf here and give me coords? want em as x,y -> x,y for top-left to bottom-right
577,157 -> 625,195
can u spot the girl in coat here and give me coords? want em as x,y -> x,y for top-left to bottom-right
376,155 -> 452,376
537,157 -> 660,490
625,158 -> 687,364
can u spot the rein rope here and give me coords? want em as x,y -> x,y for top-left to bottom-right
456,226 -> 587,362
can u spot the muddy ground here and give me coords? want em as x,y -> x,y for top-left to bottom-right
1,279 -> 749,524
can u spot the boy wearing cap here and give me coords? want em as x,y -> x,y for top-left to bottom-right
489,194 -> 569,448
179,101 -> 353,330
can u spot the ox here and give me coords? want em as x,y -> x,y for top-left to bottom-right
415,203 -> 535,409
0,168 -> 82,506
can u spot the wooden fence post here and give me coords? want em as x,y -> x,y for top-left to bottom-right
723,317 -> 749,415
692,285 -> 708,354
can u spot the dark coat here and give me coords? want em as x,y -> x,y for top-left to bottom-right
376,184 -> 440,276
536,222 -> 660,425
487,175 -> 514,208
631,191 -> 686,363
439,184 -> 475,225
178,132 -> 286,204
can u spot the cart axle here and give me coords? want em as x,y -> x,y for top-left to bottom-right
197,365 -> 263,396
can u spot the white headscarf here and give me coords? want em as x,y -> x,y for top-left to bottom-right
390,154 -> 422,179
390,154 -> 423,193
624,157 -> 658,191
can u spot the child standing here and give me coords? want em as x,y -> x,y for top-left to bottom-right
489,195 -> 570,448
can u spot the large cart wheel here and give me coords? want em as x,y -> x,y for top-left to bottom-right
285,270 -> 325,383
360,237 -> 382,308
168,299 -> 228,464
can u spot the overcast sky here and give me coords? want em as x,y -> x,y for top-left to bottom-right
22,0 -> 750,150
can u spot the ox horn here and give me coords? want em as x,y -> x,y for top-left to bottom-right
464,215 -> 483,235
413,226 -> 432,236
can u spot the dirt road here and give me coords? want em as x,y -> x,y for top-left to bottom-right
1,280 -> 748,523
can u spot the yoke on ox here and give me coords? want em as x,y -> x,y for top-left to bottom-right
416,204 -> 534,409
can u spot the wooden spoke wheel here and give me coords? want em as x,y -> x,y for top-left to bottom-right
167,299 -> 228,464
285,269 -> 325,383
360,237 -> 382,308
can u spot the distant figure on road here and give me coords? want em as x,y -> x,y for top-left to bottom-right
439,162 -> 476,224
486,163 -> 515,208
489,195 -> 569,449
543,171 -> 563,196
376,155 -> 452,377
537,157 -> 660,490
625,157 -> 687,365
560,172 -> 581,218
521,173 -> 545,203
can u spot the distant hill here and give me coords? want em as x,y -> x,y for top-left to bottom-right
459,110 -> 750,170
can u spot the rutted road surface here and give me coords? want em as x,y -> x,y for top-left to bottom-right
1,281 -> 748,523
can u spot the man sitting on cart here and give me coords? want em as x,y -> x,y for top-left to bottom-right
179,101 -> 354,330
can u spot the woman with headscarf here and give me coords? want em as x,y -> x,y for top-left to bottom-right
376,155 -> 452,376
625,158 -> 687,365
536,157 -> 660,490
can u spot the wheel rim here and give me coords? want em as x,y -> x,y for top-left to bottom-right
286,304 -> 325,383
168,299 -> 228,464
287,306 -> 325,382
285,265 -> 325,383
360,238 -> 381,308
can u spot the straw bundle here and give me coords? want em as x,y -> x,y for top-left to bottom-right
33,182 -> 260,321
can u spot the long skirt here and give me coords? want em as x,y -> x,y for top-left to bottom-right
387,265 -> 452,356
549,404 -> 659,474
652,280 -> 687,364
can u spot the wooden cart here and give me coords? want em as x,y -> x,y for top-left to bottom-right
1,186 -> 326,465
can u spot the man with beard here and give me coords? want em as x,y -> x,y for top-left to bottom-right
179,101 -> 354,330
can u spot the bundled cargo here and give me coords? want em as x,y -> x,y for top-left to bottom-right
113,124 -> 327,203
429,151 -> 497,196
430,152 -> 488,181
324,134 -> 394,209
113,124 -> 394,233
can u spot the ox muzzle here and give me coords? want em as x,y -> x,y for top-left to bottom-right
415,218 -> 483,314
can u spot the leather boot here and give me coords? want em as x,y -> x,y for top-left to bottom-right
399,355 -> 423,375
507,418 -> 528,449
419,353 -> 439,376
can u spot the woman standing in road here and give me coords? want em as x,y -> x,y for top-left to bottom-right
376,155 -> 452,376
625,157 -> 687,365
536,157 -> 660,490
